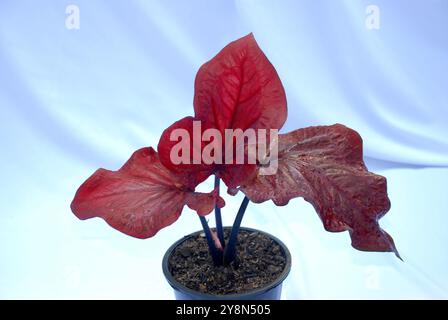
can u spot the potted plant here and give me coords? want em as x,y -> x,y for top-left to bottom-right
71,34 -> 399,300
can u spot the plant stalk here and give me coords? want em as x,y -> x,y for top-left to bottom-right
214,175 -> 225,248
223,196 -> 250,265
199,216 -> 222,265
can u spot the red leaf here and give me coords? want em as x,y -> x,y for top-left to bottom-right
70,147 -> 224,239
158,116 -> 257,189
220,162 -> 257,190
158,34 -> 286,189
194,33 -> 287,132
158,116 -> 214,179
186,188 -> 225,216
240,124 -> 399,257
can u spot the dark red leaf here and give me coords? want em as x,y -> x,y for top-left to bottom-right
157,116 -> 257,189
158,34 -> 287,189
70,147 -> 224,239
240,124 -> 399,257
194,33 -> 287,132
158,116 -> 214,180
220,162 -> 257,191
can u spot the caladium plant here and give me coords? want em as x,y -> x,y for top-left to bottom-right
71,34 -> 399,267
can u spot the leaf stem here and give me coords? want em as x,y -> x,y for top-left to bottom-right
223,196 -> 250,265
214,175 -> 225,248
199,216 -> 222,265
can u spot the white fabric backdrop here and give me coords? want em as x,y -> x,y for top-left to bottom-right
0,0 -> 447,299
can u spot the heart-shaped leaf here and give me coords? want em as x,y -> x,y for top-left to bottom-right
241,124 -> 399,257
71,147 -> 224,239
158,34 -> 287,189
194,33 -> 287,133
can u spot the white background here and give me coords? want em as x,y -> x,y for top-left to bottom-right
0,0 -> 447,299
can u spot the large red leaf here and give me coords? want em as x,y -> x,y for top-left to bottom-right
194,33 -> 287,132
158,116 -> 257,189
158,116 -> 214,178
240,124 -> 399,257
70,147 -> 224,239
158,34 -> 286,189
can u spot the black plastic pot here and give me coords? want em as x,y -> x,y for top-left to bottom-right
162,227 -> 291,300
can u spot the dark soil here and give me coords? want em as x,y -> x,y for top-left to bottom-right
168,228 -> 287,295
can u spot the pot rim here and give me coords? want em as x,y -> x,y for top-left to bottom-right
162,226 -> 292,299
